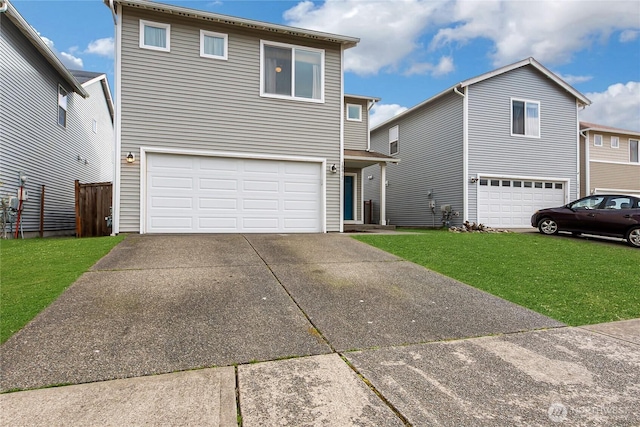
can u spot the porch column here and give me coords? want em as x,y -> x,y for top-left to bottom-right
380,162 -> 386,225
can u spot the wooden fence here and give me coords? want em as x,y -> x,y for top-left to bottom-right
75,180 -> 112,237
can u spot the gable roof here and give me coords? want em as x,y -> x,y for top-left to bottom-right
580,122 -> 640,138
372,57 -> 591,131
70,70 -> 115,123
107,0 -> 360,49
1,0 -> 88,97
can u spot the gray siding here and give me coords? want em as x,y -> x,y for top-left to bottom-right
119,7 -> 343,232
344,98 -> 369,150
365,92 -> 464,226
466,65 -> 579,221
0,16 -> 113,235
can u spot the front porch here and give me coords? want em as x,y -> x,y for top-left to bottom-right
342,149 -> 399,229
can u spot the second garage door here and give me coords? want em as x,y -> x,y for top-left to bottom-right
146,153 -> 322,233
478,177 -> 566,228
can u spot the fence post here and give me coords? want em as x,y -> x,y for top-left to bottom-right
75,180 -> 81,238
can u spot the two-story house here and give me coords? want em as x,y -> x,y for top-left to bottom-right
108,0 -> 394,234
0,0 -> 114,237
579,122 -> 640,198
365,57 -> 591,229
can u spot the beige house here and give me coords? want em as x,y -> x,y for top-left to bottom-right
579,122 -> 640,198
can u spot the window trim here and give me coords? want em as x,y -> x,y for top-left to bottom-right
630,139 -> 639,163
594,134 -> 603,147
611,136 -> 619,149
389,125 -> 399,155
200,30 -> 228,60
346,103 -> 362,122
58,85 -> 68,128
510,98 -> 540,138
139,19 -> 170,52
259,40 -> 325,103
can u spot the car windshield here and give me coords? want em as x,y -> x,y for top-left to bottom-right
571,196 -> 605,210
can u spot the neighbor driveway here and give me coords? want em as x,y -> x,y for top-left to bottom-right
2,234 -> 639,426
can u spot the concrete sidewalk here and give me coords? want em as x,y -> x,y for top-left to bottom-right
1,234 -> 638,425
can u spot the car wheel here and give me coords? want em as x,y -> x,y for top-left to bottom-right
538,218 -> 558,235
626,227 -> 640,248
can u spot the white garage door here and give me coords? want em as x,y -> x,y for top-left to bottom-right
146,153 -> 322,233
478,177 -> 566,228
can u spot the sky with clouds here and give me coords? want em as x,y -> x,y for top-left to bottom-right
12,0 -> 640,131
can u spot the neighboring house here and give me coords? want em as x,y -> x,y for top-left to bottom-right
0,0 -> 114,237
365,57 -> 591,229
108,0 -> 393,234
579,122 -> 640,198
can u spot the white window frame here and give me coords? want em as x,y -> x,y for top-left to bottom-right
92,118 -> 97,134
630,139 -> 639,163
346,103 -> 362,122
510,98 -> 540,138
389,125 -> 399,155
139,20 -> 170,52
610,136 -> 619,149
58,85 -> 68,128
260,40 -> 325,103
594,134 -> 603,147
200,30 -> 228,60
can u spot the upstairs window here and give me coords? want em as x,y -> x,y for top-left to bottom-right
610,136 -> 619,148
261,41 -> 324,102
511,99 -> 540,137
594,134 -> 603,146
200,30 -> 227,60
630,139 -> 639,163
140,20 -> 170,52
346,104 -> 362,121
389,125 -> 399,155
58,85 -> 68,128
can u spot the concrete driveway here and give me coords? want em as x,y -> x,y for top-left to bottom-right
2,234 -> 639,425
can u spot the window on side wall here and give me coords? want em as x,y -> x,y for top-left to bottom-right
611,136 -> 619,148
58,85 -> 68,128
346,104 -> 362,121
511,99 -> 540,137
200,30 -> 227,60
594,134 -> 603,146
140,20 -> 170,51
389,125 -> 399,155
261,41 -> 324,102
630,139 -> 639,163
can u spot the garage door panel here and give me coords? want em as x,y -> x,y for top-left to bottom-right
478,177 -> 566,228
146,153 -> 322,233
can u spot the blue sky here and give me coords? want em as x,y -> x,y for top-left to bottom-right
13,0 -> 640,131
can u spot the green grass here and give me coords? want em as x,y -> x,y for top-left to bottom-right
354,231 -> 640,326
0,236 -> 125,344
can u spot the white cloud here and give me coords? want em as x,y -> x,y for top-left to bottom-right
284,0 -> 640,75
370,103 -> 408,129
85,37 -> 114,58
431,1 -> 640,66
405,56 -> 454,77
284,0 -> 443,75
60,51 -> 83,69
554,72 -> 593,85
580,82 -> 640,132
620,29 -> 639,42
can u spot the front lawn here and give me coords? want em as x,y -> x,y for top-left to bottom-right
354,231 -> 640,326
0,236 -> 125,344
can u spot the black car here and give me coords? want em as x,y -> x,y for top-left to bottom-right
531,194 -> 640,248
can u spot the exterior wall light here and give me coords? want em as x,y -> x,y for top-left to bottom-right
470,176 -> 479,183
330,164 -> 338,173
126,152 -> 135,163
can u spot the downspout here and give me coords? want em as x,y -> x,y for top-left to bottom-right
453,85 -> 469,223
366,98 -> 378,152
108,0 -> 117,24
0,1 -> 8,13
580,128 -> 590,197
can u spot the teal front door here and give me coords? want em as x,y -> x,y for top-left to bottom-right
344,176 -> 354,221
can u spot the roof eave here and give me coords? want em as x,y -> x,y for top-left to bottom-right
4,2 -> 88,97
110,0 -> 359,48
